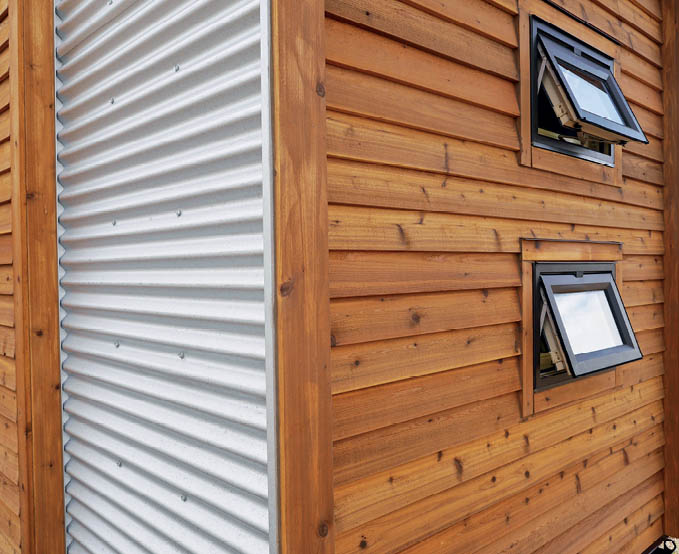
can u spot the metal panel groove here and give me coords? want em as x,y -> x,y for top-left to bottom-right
55,0 -> 276,551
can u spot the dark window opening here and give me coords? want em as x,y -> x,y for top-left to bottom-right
533,262 -> 642,391
536,81 -> 610,157
531,17 -> 648,166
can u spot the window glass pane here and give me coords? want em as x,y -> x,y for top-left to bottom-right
553,290 -> 623,354
558,64 -> 624,125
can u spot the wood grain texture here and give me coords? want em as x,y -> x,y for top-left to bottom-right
9,0 -> 65,551
400,0 -> 518,47
621,48 -> 663,91
633,102 -> 664,139
617,516 -> 663,553
520,261 -> 533,417
518,7 -> 532,167
544,0 -> 660,65
0,356 -> 14,392
617,351 -> 664,386
532,470 -> 664,554
531,147 -> 617,187
330,287 -> 520,346
328,205 -> 663,253
637,327 -> 665,355
521,239 -> 623,261
622,254 -> 664,280
482,456 -> 664,554
325,66 -> 520,151
486,0 -> 518,15
580,494 -> 664,554
325,18 -> 520,116
622,279 -> 664,306
328,159 -> 664,216
328,110 -> 620,187
623,151 -> 664,185
331,322 -> 520,393
333,358 -> 521,440
333,391 -> 522,486
624,134 -> 664,162
590,0 -> 662,43
329,251 -> 521,297
662,0 -> 679,535
273,0 -> 334,550
534,370 -> 616,413
631,0 -> 662,21
335,385 -> 663,546
405,425 -> 664,554
324,0 -> 668,550
620,72 -> 664,115
326,0 -> 518,80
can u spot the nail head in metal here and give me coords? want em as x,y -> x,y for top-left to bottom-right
181,495 -> 187,502
110,97 -> 115,104
176,209 -> 182,217
178,351 -> 185,359
114,340 -> 120,348
174,65 -> 180,72
116,460 -> 122,467
112,219 -> 117,226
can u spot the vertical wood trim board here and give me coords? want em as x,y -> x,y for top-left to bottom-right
272,0 -> 335,551
9,0 -> 63,551
662,0 -> 679,536
520,260 -> 534,416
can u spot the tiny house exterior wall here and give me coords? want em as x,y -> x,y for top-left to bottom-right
324,0 -> 673,551
2,0 -> 679,553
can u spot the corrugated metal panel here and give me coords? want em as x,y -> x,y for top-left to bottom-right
54,0 -> 277,552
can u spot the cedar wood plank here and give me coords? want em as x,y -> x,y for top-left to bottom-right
10,0 -> 65,551
662,0 -> 679,535
324,0 -> 669,550
274,0 -> 334,550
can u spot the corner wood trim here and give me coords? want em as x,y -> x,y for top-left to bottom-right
271,1 -> 334,552
662,0 -> 679,536
520,239 -> 624,418
9,0 -> 65,552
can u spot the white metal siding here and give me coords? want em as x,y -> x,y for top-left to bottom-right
54,0 -> 276,552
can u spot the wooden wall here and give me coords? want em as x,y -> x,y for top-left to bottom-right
324,0 -> 668,551
0,1 -> 20,551
2,0 -> 63,552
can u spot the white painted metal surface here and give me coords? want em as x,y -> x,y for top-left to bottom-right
54,0 -> 277,552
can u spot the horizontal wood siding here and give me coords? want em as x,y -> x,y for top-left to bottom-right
325,0 -> 667,551
0,2 -> 18,552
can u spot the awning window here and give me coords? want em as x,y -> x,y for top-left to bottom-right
531,17 -> 648,166
534,264 -> 642,390
537,33 -> 647,145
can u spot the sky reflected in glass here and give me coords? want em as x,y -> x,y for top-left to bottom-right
559,65 -> 624,125
554,290 -> 623,354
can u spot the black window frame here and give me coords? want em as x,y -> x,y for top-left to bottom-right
533,262 -> 642,391
531,17 -> 648,166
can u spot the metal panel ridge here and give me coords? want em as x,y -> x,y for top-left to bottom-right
54,0 -> 277,552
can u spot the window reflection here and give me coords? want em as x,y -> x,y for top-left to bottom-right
553,290 -> 623,354
558,64 -> 624,124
